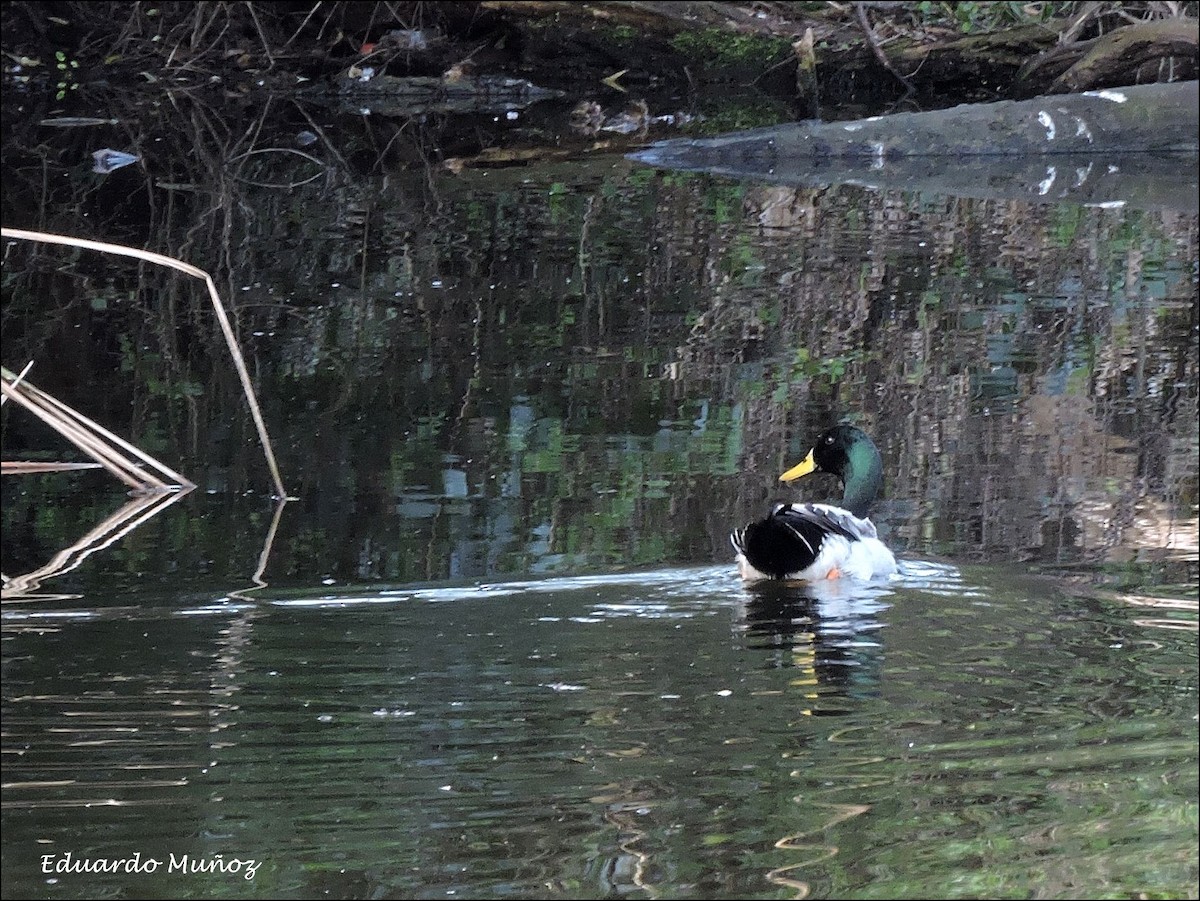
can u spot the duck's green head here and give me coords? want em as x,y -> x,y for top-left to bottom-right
779,425 -> 883,518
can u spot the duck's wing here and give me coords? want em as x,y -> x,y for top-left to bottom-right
789,503 -> 879,541
731,503 -> 878,580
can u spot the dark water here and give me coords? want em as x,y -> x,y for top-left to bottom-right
2,86 -> 1197,899
2,563 -> 1197,899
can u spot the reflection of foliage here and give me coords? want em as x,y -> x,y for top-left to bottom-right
2,90 -> 1196,586
602,24 -> 639,45
721,236 -> 762,282
683,99 -> 795,136
118,335 -> 203,402
792,348 -> 859,385
706,184 -> 746,224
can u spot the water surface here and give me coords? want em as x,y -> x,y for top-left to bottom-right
3,561 -> 1196,899
2,86 -> 1197,899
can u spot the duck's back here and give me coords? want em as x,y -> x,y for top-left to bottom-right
731,503 -> 896,581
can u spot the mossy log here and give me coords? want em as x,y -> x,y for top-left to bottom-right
629,81 -> 1199,211
878,24 -> 1063,94
635,80 -> 1199,160
1047,19 -> 1198,93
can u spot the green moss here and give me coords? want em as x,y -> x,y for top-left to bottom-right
601,24 -> 639,45
669,28 -> 792,70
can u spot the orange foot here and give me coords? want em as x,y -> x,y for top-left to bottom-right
825,567 -> 841,580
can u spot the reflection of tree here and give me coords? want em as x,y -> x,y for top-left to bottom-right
688,187 -> 1197,569
2,87 -> 1195,585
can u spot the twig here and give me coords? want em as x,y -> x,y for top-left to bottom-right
1,462 -> 104,473
243,0 -> 276,69
283,1 -> 324,49
226,146 -> 326,168
854,2 -> 915,96
226,146 -> 328,188
291,100 -> 352,173
1060,1 -> 1104,44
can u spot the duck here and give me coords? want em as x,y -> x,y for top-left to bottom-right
731,425 -> 897,583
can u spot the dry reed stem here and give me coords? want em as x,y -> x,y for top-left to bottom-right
2,367 -> 192,491
1,227 -> 287,497
2,462 -> 105,473
2,376 -> 159,490
0,360 -> 35,406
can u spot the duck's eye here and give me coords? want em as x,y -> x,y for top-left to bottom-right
825,435 -> 834,444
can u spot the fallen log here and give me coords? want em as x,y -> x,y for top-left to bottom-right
628,81 -> 1199,211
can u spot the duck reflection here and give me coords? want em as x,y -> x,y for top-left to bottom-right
738,580 -> 889,709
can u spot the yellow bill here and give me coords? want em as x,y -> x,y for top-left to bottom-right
779,449 -> 817,482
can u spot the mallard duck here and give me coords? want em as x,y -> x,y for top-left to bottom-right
731,425 -> 897,583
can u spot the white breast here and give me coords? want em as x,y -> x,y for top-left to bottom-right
786,533 -> 896,582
